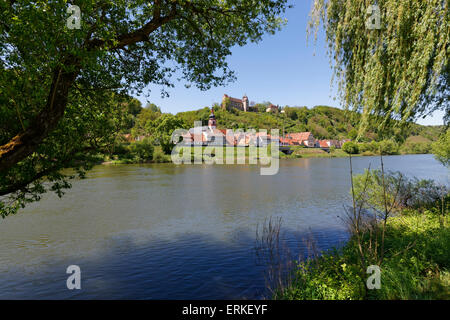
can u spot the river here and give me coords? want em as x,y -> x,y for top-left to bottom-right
0,154 -> 447,299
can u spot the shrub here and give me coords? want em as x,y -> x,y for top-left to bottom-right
401,137 -> 432,154
432,129 -> 450,167
361,151 -> 376,156
152,147 -> 171,163
342,141 -> 359,154
353,170 -> 448,211
128,139 -> 154,162
378,140 -> 399,155
113,142 -> 130,156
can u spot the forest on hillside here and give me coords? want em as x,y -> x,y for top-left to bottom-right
174,104 -> 443,149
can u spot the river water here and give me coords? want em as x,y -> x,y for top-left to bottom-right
0,154 -> 447,299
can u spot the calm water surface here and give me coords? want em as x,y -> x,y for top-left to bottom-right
0,154 -> 448,299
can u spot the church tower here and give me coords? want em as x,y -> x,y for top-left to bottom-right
208,108 -> 216,129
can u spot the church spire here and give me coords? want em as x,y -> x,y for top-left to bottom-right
208,107 -> 216,129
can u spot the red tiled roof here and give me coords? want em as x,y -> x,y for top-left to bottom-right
287,132 -> 313,142
318,140 -> 329,148
229,97 -> 243,103
279,137 -> 297,145
192,133 -> 206,142
223,94 -> 243,104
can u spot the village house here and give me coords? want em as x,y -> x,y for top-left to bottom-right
181,108 -> 347,149
318,140 -> 330,148
182,109 -> 284,147
318,139 -> 345,148
286,132 -> 316,147
251,131 -> 276,147
279,137 -> 295,146
265,104 -> 279,113
183,109 -> 235,146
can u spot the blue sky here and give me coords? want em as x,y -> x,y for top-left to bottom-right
136,1 -> 444,126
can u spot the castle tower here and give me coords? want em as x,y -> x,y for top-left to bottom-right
208,108 -> 216,129
242,95 -> 249,112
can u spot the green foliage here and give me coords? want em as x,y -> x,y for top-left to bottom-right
278,179 -> 450,300
152,147 -> 171,163
0,0 -> 290,216
127,139 -> 154,162
353,170 -> 448,212
400,136 -> 432,154
132,105 -> 163,137
378,140 -> 399,155
358,141 -> 379,154
342,141 -> 359,154
371,211 -> 450,299
125,98 -> 143,117
145,103 -> 162,114
177,105 -> 442,143
153,114 -> 187,155
432,129 -> 450,167
275,247 -> 365,300
348,129 -> 358,140
0,91 -> 134,217
308,0 -> 449,133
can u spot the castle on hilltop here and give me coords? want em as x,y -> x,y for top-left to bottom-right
221,94 -> 252,112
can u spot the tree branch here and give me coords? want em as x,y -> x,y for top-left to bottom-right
0,56 -> 80,173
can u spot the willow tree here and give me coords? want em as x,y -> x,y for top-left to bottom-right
308,0 -> 449,136
0,0 -> 289,216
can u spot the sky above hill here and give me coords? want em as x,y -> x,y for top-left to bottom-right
136,1 -> 444,126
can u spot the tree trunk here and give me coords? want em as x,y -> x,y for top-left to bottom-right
0,61 -> 79,173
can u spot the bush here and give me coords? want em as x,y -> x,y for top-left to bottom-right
432,129 -> 450,167
378,140 -> 399,155
359,141 -> 379,153
113,142 -> 130,156
357,140 -> 399,155
401,140 -> 432,154
353,170 -> 448,211
342,141 -> 359,154
361,150 -> 376,156
152,147 -> 171,163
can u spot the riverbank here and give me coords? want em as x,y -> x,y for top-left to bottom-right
101,145 -> 428,165
275,177 -> 449,300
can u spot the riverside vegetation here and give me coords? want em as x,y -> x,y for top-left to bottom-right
269,158 -> 449,300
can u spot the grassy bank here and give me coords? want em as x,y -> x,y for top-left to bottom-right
102,145 -> 172,164
276,210 -> 449,300
274,170 -> 449,300
102,144 -> 360,164
102,143 -> 435,165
